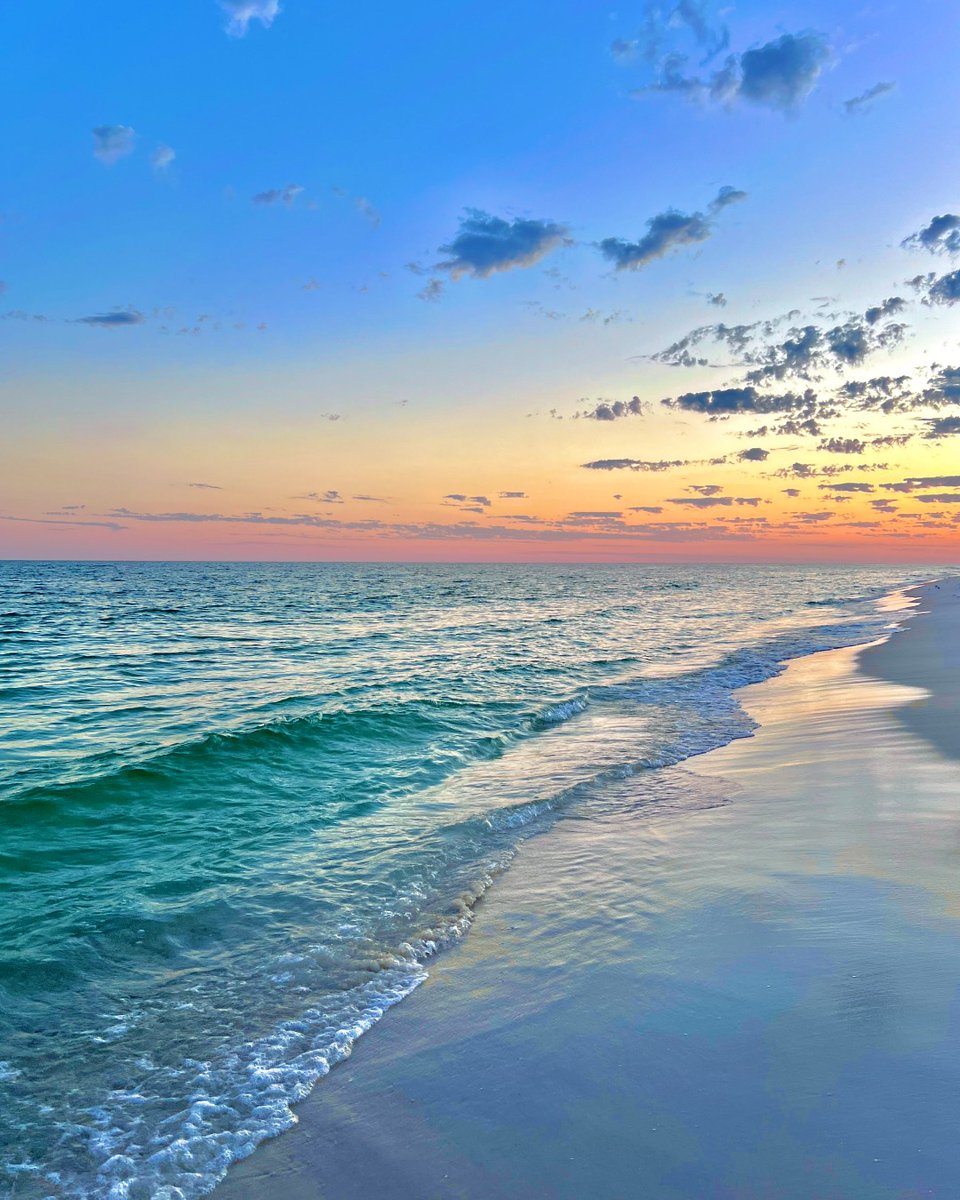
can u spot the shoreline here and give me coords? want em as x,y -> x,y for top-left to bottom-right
215,578 -> 960,1199
858,577 -> 960,762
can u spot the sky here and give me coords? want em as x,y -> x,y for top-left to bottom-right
1,0 -> 959,562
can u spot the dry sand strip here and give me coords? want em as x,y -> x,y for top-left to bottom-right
216,580 -> 960,1200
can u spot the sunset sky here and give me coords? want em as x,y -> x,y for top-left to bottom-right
2,0 -> 959,561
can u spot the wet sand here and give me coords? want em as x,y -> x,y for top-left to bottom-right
216,579 -> 960,1199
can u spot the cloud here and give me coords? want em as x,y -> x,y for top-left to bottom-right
902,214 -> 960,256
583,397 -> 645,421
444,494 -> 492,507
663,385 -> 815,417
354,196 -> 381,228
221,0 -> 280,36
843,81 -> 896,115
707,292 -> 727,307
635,31 -> 831,112
880,475 -> 960,493
628,505 -> 664,513
188,482 -> 222,490
253,183 -> 304,206
818,481 -> 873,493
738,447 -> 769,461
0,514 -> 125,531
75,308 -> 145,327
667,495 -> 762,508
499,491 -> 527,499
581,458 -> 688,472
925,270 -> 960,305
437,210 -> 572,279
914,493 -> 960,504
418,278 -> 445,302
818,436 -> 865,454
599,186 -> 746,272
864,296 -> 906,325
924,416 -> 960,438
294,490 -> 343,503
92,125 -> 136,165
151,144 -> 176,172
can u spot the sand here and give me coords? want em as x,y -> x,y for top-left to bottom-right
215,579 -> 960,1199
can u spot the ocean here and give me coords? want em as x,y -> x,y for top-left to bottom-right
0,561 -> 930,1199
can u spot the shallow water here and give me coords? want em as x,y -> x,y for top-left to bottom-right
0,562 -> 930,1198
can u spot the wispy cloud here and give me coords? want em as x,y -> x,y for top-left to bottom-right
151,144 -> 176,172
92,125 -> 136,165
253,183 -> 304,206
221,0 -> 280,37
843,81 -> 896,115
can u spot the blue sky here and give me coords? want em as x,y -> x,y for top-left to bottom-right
2,0 -> 959,560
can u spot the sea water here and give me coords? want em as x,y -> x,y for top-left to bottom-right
0,562 -> 930,1198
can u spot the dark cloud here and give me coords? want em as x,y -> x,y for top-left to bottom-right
880,475 -> 960,493
221,0 -> 280,36
635,31 -> 831,112
817,482 -> 873,493
662,385 -> 815,417
818,437 -> 865,454
689,484 -> 723,495
599,186 -> 746,272
924,416 -> 960,438
925,270 -> 960,305
902,214 -> 960,257
581,458 -> 687,472
864,296 -> 906,325
668,495 -> 762,508
628,505 -> 664,513
915,493 -> 960,504
444,494 -> 491,507
75,308 -> 144,327
583,397 -> 645,421
92,125 -> 135,164
188,482 -> 221,490
738,446 -> 769,461
437,210 -> 571,279
253,184 -> 304,206
707,292 -> 727,307
499,491 -> 527,499
843,81 -> 896,115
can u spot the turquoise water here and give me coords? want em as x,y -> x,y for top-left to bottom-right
0,562 -> 929,1198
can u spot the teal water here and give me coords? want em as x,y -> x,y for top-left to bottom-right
0,563 -> 929,1198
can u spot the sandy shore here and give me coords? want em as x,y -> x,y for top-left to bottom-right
216,579 -> 960,1200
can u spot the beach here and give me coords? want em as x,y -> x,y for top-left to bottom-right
216,577 -> 960,1199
